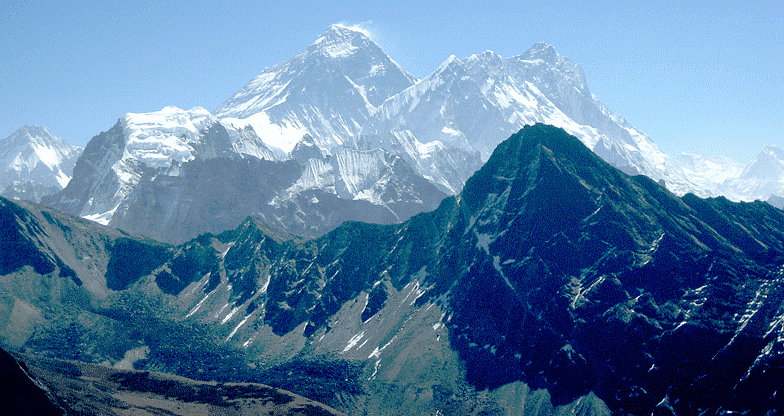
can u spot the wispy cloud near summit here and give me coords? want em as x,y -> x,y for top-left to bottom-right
335,20 -> 375,39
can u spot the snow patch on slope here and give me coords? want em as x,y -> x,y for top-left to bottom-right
121,106 -> 214,169
222,112 -> 307,156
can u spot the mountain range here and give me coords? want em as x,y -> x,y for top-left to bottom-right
3,124 -> 784,415
212,25 -> 784,203
39,106 -> 444,243
3,23 -> 784,415
214,25 -> 681,196
6,25 -> 778,243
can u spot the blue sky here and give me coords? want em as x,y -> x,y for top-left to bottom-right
2,1 -> 782,163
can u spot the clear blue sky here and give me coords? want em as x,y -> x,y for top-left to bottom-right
2,1 -> 782,163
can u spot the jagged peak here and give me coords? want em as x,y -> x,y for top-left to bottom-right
759,145 -> 784,159
235,215 -> 298,244
4,126 -> 75,151
461,124 -> 610,210
523,42 -> 560,62
299,133 -> 317,146
322,23 -> 372,40
289,134 -> 324,163
11,125 -> 56,139
309,24 -> 376,59
436,55 -> 466,73
515,42 -> 588,90
746,145 -> 784,168
468,50 -> 503,62
1,125 -> 79,164
463,50 -> 506,77
741,145 -> 784,179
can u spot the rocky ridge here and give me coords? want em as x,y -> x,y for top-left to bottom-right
4,125 -> 784,415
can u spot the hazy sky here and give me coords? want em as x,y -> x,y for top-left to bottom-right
2,1 -> 782,163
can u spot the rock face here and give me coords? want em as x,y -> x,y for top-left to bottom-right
768,194 -> 784,209
41,106 -> 275,226
0,125 -> 82,202
42,106 -> 445,243
107,147 -> 445,243
5,125 -> 784,415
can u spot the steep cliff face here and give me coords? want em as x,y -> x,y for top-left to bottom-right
42,121 -> 129,224
42,107 -> 275,227
42,105 -> 445,244
5,125 -> 784,415
102,148 -> 445,243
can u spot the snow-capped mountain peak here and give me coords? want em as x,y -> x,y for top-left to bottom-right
522,42 -> 559,62
675,145 -> 784,202
468,50 -> 503,63
0,125 -> 82,201
118,106 -> 274,169
121,106 -> 215,169
718,145 -> 784,201
440,54 -> 461,67
744,145 -> 784,177
513,43 -> 589,95
43,105 -> 276,225
310,24 -> 372,59
464,50 -> 504,75
1,125 -> 79,178
215,25 -> 417,155
360,42 -> 711,196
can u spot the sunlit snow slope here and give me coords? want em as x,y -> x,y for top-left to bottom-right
0,125 -> 82,201
215,24 -> 417,156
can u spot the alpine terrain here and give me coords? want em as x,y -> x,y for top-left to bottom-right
214,24 -> 418,156
679,148 -> 784,204
216,25 -> 687,197
38,25 -> 782,248
215,25 -> 784,202
0,125 -> 82,202
41,106 -> 445,243
4,125 -> 784,415
725,146 -> 784,202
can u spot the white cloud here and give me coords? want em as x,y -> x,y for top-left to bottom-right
335,20 -> 375,40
